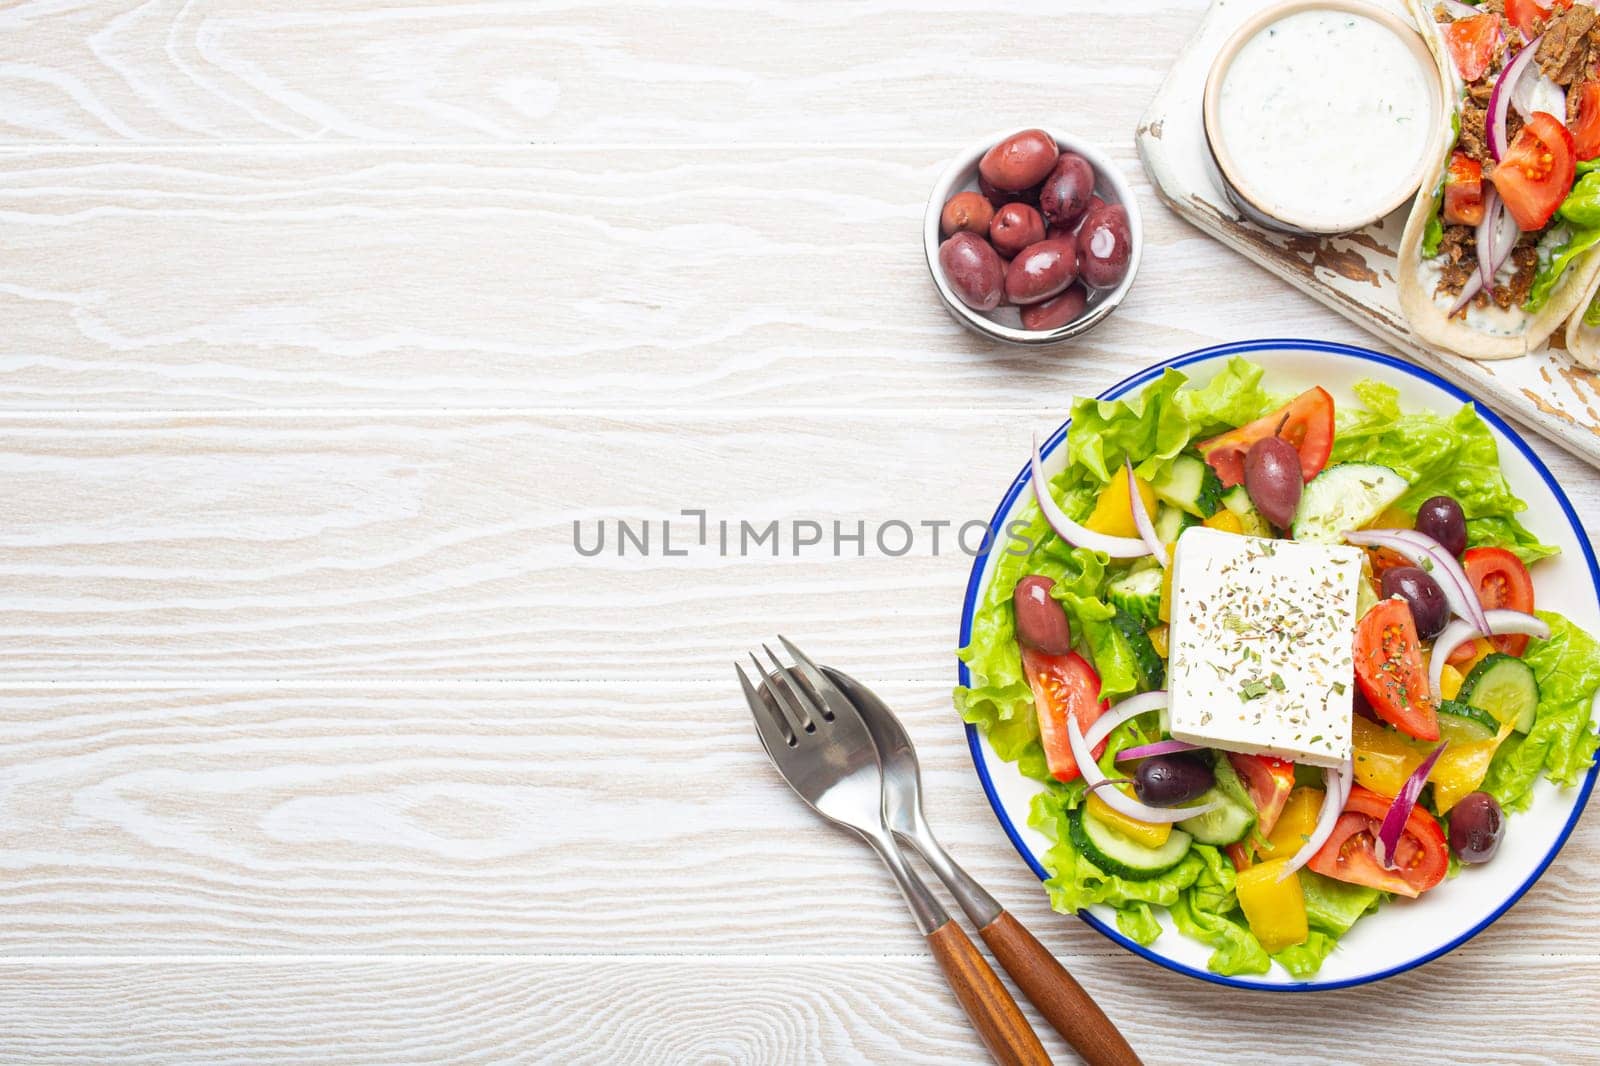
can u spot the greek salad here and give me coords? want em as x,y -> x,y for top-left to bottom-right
956,358 -> 1600,978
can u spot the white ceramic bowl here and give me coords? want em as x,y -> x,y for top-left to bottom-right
959,339 -> 1600,989
1201,0 -> 1442,236
923,130 -> 1142,345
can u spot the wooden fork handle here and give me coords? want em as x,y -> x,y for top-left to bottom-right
978,910 -> 1143,1066
926,920 -> 1053,1066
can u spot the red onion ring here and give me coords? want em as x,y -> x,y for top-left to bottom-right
1126,458 -> 1166,566
1031,435 -> 1151,559
1115,738 -> 1204,762
1277,765 -> 1351,881
1476,188 -> 1502,291
1344,528 -> 1490,634
1375,742 -> 1449,870
1449,269 -> 1487,315
1083,689 -> 1169,751
1488,35 -> 1543,162
1067,713 -> 1222,825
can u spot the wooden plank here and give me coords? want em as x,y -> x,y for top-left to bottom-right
0,954 -> 1593,1064
0,147 -> 1379,410
0,411 -> 1588,683
0,2 -> 1201,144
0,682 -> 1594,956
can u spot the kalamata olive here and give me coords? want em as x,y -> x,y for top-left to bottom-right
1039,153 -> 1097,227
940,190 -> 995,238
979,173 -> 1041,208
1243,436 -> 1303,529
1012,575 -> 1072,654
1133,754 -> 1215,807
938,232 -> 1005,312
1077,204 -> 1133,290
979,129 -> 1060,193
1381,566 -> 1450,640
1019,284 -> 1088,331
989,203 -> 1046,258
1449,791 -> 1505,864
1004,238 -> 1079,305
1048,195 -> 1105,239
1415,494 -> 1468,558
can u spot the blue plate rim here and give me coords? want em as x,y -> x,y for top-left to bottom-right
958,337 -> 1600,992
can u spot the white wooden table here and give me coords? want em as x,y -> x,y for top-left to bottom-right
1,3 -> 1596,1063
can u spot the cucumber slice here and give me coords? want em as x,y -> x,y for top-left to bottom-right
1109,608 -> 1165,689
1151,454 -> 1224,518
1153,504 -> 1198,545
1436,699 -> 1500,742
1071,805 -> 1194,881
1106,565 -> 1163,630
1177,756 -> 1257,845
1290,463 -> 1410,544
1460,653 -> 1540,733
1220,484 -> 1274,537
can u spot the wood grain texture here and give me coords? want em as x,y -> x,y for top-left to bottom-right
0,1 -> 1198,145
924,921 -> 1052,1066
0,411 -> 1588,684
1,682 -> 1596,957
1,954 -> 1595,1066
0,147 -> 1375,410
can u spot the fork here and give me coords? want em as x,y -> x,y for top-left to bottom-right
822,666 -> 1142,1066
739,640 -> 1052,1066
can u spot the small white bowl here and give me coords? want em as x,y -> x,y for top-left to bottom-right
923,130 -> 1143,346
1202,0 -> 1442,236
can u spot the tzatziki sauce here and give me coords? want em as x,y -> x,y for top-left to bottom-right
1216,9 -> 1434,231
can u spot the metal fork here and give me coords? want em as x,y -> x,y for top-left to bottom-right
823,667 -> 1142,1066
739,638 -> 1051,1066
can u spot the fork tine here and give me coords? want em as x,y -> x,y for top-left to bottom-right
760,645 -> 819,733
777,634 -> 857,724
738,662 -> 796,752
753,650 -> 813,735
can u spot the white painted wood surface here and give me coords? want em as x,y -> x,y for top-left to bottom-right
0,2 -> 1596,1063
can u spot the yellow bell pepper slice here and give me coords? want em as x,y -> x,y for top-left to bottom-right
1146,624 -> 1169,659
1083,473 -> 1159,538
1452,638 -> 1494,677
1158,545 -> 1176,623
1260,787 -> 1325,859
1438,662 -> 1465,702
1369,505 -> 1412,530
1203,509 -> 1244,534
1235,858 -> 1309,953
1085,790 -> 1171,849
1352,715 -> 1511,813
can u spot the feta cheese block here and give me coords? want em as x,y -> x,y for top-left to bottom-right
1167,527 -> 1363,768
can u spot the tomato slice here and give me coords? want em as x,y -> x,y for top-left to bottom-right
1442,14 -> 1500,84
1494,111 -> 1577,231
1354,599 -> 1440,741
1505,0 -> 1572,39
1463,546 -> 1537,656
1197,387 -> 1335,488
1227,753 -> 1296,837
1574,81 -> 1600,161
1444,152 -> 1486,226
1022,648 -> 1109,783
1307,784 -> 1449,898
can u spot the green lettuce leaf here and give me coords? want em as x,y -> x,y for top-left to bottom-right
1272,931 -> 1340,980
1525,226 -> 1600,313
1172,356 -> 1277,439
1484,611 -> 1600,810
1559,171 -> 1600,229
1064,368 -> 1194,485
1330,381 -> 1558,564
1299,869 -> 1381,935
1169,846 -> 1271,976
1586,292 -> 1600,328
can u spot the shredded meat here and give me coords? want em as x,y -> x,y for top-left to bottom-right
1537,5 -> 1599,89
1499,242 -> 1541,309
1460,98 -> 1490,161
1435,225 -> 1476,297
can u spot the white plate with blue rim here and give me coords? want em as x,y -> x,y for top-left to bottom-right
958,338 -> 1600,990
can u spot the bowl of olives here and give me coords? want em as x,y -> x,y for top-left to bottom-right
924,128 -> 1142,345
